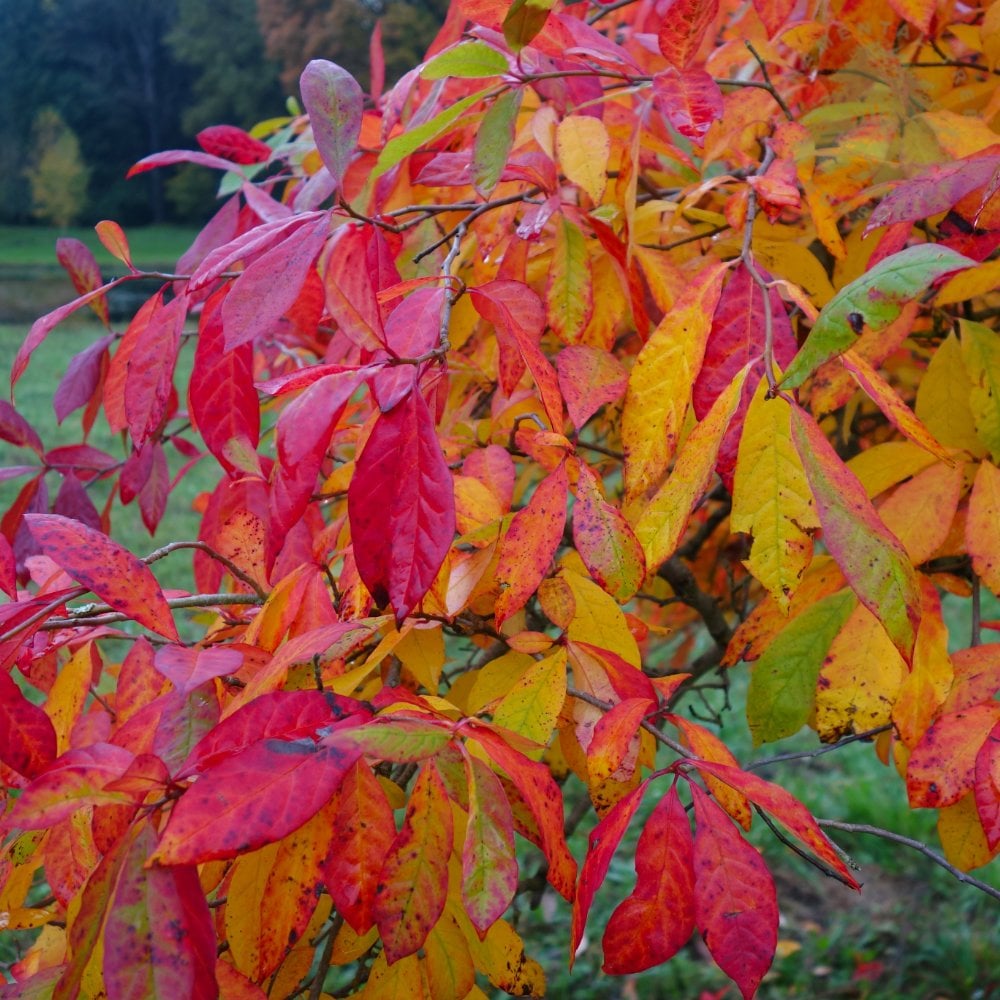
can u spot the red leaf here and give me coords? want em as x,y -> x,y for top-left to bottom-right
571,779 -> 650,958
907,704 -> 1000,808
221,216 -> 329,350
0,669 -> 57,779
373,287 -> 447,411
602,784 -> 695,973
127,148 -> 247,179
324,759 -> 397,933
152,731 -> 363,864
138,442 -> 171,535
587,697 -> 651,784
374,761 -> 454,963
269,368 -> 368,539
196,124 -> 272,165
692,785 -> 778,1000
0,534 -> 14,598
25,514 -> 179,641
657,0 -> 720,68
691,760 -> 860,886
189,287 -> 260,477
468,721 -> 578,900
12,277 -> 126,388
104,823 -> 216,1000
556,345 -> 628,431
153,645 -> 245,696
569,641 -> 658,705
974,721 -> 1000,851
181,689 -> 366,777
124,290 -> 187,447
8,743 -> 135,829
56,237 -> 109,324
370,20 -> 385,102
299,60 -> 364,188
54,334 -> 114,425
865,150 -> 1000,234
0,401 -> 43,455
495,460 -> 568,625
348,389 -> 456,621
652,68 -> 724,140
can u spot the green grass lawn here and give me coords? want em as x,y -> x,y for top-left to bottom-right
0,223 -> 200,269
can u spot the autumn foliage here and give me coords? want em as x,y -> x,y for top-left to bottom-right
5,0 -> 1000,995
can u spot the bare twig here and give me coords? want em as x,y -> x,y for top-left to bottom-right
42,592 -> 262,632
744,41 -> 794,121
144,540 -> 267,599
817,820 -> 1000,904
566,685 -> 690,757
747,724 -> 892,771
756,807 -> 859,887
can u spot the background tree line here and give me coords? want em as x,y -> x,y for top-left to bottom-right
0,0 -> 446,227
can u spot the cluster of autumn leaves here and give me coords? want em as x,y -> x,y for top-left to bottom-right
3,0 -> 1000,996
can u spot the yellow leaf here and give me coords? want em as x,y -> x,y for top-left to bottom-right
915,333 -> 984,459
621,261 -> 727,504
985,0 -> 1000,69
44,642 -> 94,755
732,383 -> 818,610
556,115 -> 609,203
467,917 -> 546,997
492,648 -> 568,749
396,623 -> 446,693
360,952 -> 428,999
560,565 -> 642,667
423,912 -> 476,1000
893,580 -> 954,748
814,603 -> 905,743
961,319 -> 1000,461
847,440 -> 939,499
466,650 -> 534,714
937,258 -> 1000,305
938,792 -> 999,871
886,0 -> 935,33
877,461 -> 965,565
225,841 -> 281,980
968,460 -> 1000,596
635,366 -> 748,572
269,896 -> 332,997
332,922 -> 379,964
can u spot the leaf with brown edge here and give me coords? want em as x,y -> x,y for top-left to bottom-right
151,731 -> 363,865
462,752 -> 518,935
467,720 -> 578,900
602,784 -> 695,974
571,778 -> 651,961
103,822 -> 216,1000
907,704 -> 1000,809
25,514 -> 179,641
373,760 -> 453,964
691,784 -> 777,1000
495,460 -> 568,626
790,404 -> 920,661
324,759 -> 396,933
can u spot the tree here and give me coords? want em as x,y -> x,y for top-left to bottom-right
3,0 -> 1000,996
24,107 -> 91,228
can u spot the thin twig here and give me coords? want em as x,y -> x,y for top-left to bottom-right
308,912 -> 344,1000
744,41 -> 794,121
756,807 -> 859,887
747,724 -> 892,771
972,573 -> 982,647
42,592 -> 263,631
817,820 -> 1000,904
0,586 -> 87,645
144,540 -> 267,599
566,685 -> 690,757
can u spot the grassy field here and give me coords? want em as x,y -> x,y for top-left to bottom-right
0,223 -> 200,268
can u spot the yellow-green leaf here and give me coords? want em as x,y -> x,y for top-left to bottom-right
556,115 -> 610,203
546,215 -> 593,344
492,647 -> 567,749
915,333 -> 984,459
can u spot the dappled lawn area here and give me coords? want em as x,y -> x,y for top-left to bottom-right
0,224 -> 200,268
1,319 -> 212,594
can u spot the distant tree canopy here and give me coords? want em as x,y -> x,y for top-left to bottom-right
0,0 -> 445,226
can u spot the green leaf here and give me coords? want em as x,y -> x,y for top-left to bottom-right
780,245 -> 973,389
370,88 -> 493,182
746,589 -> 856,746
503,0 -> 557,52
473,89 -> 523,196
421,41 -> 510,80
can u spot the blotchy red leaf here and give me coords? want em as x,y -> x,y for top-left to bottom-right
197,124 -> 272,165
324,759 -> 396,933
373,286 -> 446,411
496,459 -> 568,627
152,731 -> 363,864
587,698 -> 650,784
572,779 -> 650,958
556,346 -> 628,431
56,237 -> 108,324
652,68 -> 724,140
348,388 -> 456,621
26,514 -> 179,641
692,785 -> 777,1000
974,721 -> 1000,850
153,645 -> 245,696
0,669 -> 56,779
374,761 -> 454,963
469,721 -> 578,900
104,823 -> 216,1000
657,0 -> 719,68
602,784 -> 695,973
